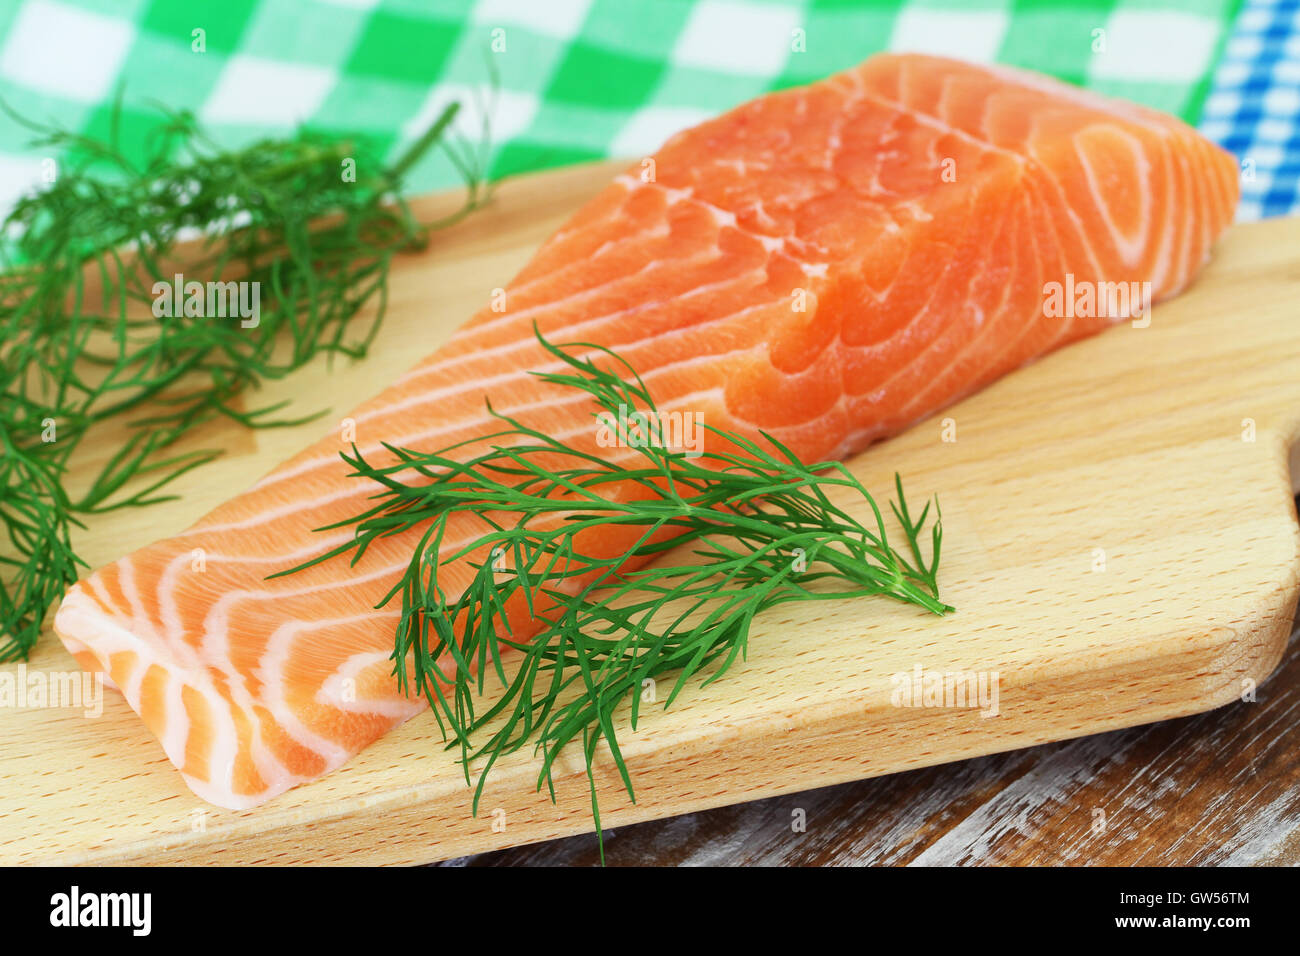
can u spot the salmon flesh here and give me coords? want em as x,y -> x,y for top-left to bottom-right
53,54 -> 1239,808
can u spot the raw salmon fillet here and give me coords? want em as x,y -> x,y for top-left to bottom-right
53,54 -> 1238,808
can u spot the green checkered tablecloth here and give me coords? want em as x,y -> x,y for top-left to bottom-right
0,0 -> 1242,211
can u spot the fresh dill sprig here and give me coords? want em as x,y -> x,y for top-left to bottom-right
279,330 -> 952,860
0,95 -> 489,660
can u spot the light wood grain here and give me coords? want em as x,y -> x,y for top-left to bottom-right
464,620 -> 1300,867
2,162 -> 1298,866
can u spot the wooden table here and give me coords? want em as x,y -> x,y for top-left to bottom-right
449,595 -> 1300,866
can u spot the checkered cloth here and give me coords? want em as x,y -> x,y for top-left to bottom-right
0,0 -> 1243,216
1199,0 -> 1300,220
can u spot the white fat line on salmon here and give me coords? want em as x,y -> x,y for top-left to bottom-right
203,367 -> 848,554
152,273 -> 260,328
200,316 -> 934,550
1146,135 -> 1185,292
245,298 -> 777,497
1076,128 -> 1153,266
116,383 -> 858,653
712,157 -> 772,177
890,664 -> 1000,718
231,384 -> 733,530
159,669 -> 190,767
254,624 -> 363,764
596,404 -> 705,458
393,268 -> 767,389
844,210 -> 1020,428
58,583 -> 315,800
393,258 -> 774,392
170,397 -> 735,570
67,590 -> 151,712
468,191 -> 716,330
142,375 -> 845,676
892,193 -> 1069,424
809,72 -> 1139,299
1042,274 -> 1152,326
238,317 -> 763,498
49,886 -> 150,936
437,248 -> 715,340
242,233 -> 902,495
980,60 -> 1174,133
0,663 -> 103,717
117,556 -> 157,661
322,649 -> 426,717
853,81 -> 1118,287
205,623 -> 414,803
613,172 -> 819,255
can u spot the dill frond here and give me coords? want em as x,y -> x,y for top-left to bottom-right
0,96 -> 488,660
281,329 -> 952,861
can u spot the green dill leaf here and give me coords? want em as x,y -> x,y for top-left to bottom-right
0,94 -> 488,660
283,326 -> 954,860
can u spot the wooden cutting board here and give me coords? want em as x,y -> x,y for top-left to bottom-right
3,162 -> 1298,866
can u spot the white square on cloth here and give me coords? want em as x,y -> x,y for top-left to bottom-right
402,83 -> 540,146
1090,11 -> 1219,82
671,0 -> 802,75
472,0 -> 594,40
890,7 -> 1009,62
0,0 -> 133,102
200,55 -> 336,126
611,105 -> 714,158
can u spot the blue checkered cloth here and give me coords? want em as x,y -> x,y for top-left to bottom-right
1199,0 -> 1300,220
